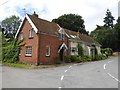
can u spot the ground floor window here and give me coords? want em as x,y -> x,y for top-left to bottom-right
25,46 -> 32,56
71,47 -> 78,55
46,46 -> 50,56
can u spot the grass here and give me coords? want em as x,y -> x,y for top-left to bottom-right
3,62 -> 31,69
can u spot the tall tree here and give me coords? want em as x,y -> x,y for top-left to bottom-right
103,9 -> 115,29
1,15 -> 21,41
52,14 -> 88,35
114,17 -> 120,51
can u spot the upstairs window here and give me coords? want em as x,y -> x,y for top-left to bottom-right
59,33 -> 64,40
46,46 -> 50,56
29,29 -> 34,38
58,28 -> 64,40
25,46 -> 32,56
20,33 -> 24,40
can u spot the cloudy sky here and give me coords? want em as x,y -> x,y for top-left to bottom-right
0,0 -> 119,32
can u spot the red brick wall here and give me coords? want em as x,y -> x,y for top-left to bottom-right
17,19 -> 70,65
39,33 -> 68,64
17,19 -> 39,65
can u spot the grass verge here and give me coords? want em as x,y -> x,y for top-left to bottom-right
3,62 -> 31,69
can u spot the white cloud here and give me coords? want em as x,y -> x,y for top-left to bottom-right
0,0 -> 119,32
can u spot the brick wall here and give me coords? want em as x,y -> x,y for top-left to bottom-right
17,19 -> 70,65
39,33 -> 68,64
17,19 -> 39,65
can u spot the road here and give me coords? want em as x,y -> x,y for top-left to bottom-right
1,57 -> 119,88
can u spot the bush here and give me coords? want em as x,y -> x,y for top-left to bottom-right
101,54 -> 107,60
95,54 -> 102,61
101,48 -> 113,56
82,56 -> 89,62
75,56 -> 82,63
64,56 -> 71,63
2,38 -> 25,63
70,55 -> 78,62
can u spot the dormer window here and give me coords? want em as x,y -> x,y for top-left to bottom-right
59,33 -> 64,40
58,28 -> 64,40
29,29 -> 34,38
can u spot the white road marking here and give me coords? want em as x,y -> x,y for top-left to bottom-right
69,66 -> 72,68
74,64 -> 77,66
104,64 -> 106,69
108,60 -> 113,63
61,75 -> 64,81
107,73 -> 120,83
64,70 -> 68,72
58,87 -> 62,89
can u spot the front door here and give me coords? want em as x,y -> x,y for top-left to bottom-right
59,48 -> 64,62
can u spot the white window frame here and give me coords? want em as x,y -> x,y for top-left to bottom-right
46,46 -> 50,56
25,46 -> 32,56
29,29 -> 34,38
71,47 -> 78,55
20,33 -> 23,40
59,33 -> 64,40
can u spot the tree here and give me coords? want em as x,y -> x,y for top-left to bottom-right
52,14 -> 88,35
1,15 -> 21,41
90,9 -> 119,52
103,9 -> 115,29
2,34 -> 25,63
114,17 -> 120,51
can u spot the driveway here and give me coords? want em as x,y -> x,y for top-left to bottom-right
2,57 -> 119,88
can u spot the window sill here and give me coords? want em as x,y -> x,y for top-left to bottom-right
29,37 -> 34,39
25,54 -> 32,57
46,55 -> 50,57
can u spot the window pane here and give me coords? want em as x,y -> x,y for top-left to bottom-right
26,46 -> 32,56
29,29 -> 34,38
46,46 -> 50,56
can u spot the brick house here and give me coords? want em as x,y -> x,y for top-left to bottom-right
15,12 -> 101,65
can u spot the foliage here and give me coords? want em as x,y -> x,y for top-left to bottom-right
52,14 -> 88,35
1,15 -> 21,41
90,9 -> 118,52
101,48 -> 113,56
114,17 -> 120,51
70,55 -> 78,62
64,56 -> 71,63
2,35 -> 24,63
78,43 -> 84,56
103,9 -> 115,29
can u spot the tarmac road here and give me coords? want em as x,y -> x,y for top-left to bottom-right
1,57 -> 119,88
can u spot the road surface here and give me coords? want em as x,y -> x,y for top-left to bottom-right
1,57 -> 119,88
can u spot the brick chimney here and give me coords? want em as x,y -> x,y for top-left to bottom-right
32,11 -> 38,17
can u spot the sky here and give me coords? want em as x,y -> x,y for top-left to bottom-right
0,0 -> 119,32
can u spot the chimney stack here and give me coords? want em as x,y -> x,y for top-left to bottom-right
32,11 -> 38,17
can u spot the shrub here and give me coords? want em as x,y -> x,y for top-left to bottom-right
70,55 -> 78,62
75,56 -> 82,63
101,54 -> 107,60
2,38 -> 25,63
95,54 -> 102,61
101,48 -> 113,56
82,56 -> 89,62
64,56 -> 71,63
78,43 -> 83,56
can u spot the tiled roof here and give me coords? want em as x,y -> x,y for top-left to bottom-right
28,14 -> 59,35
79,33 -> 101,46
28,13 -> 101,46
